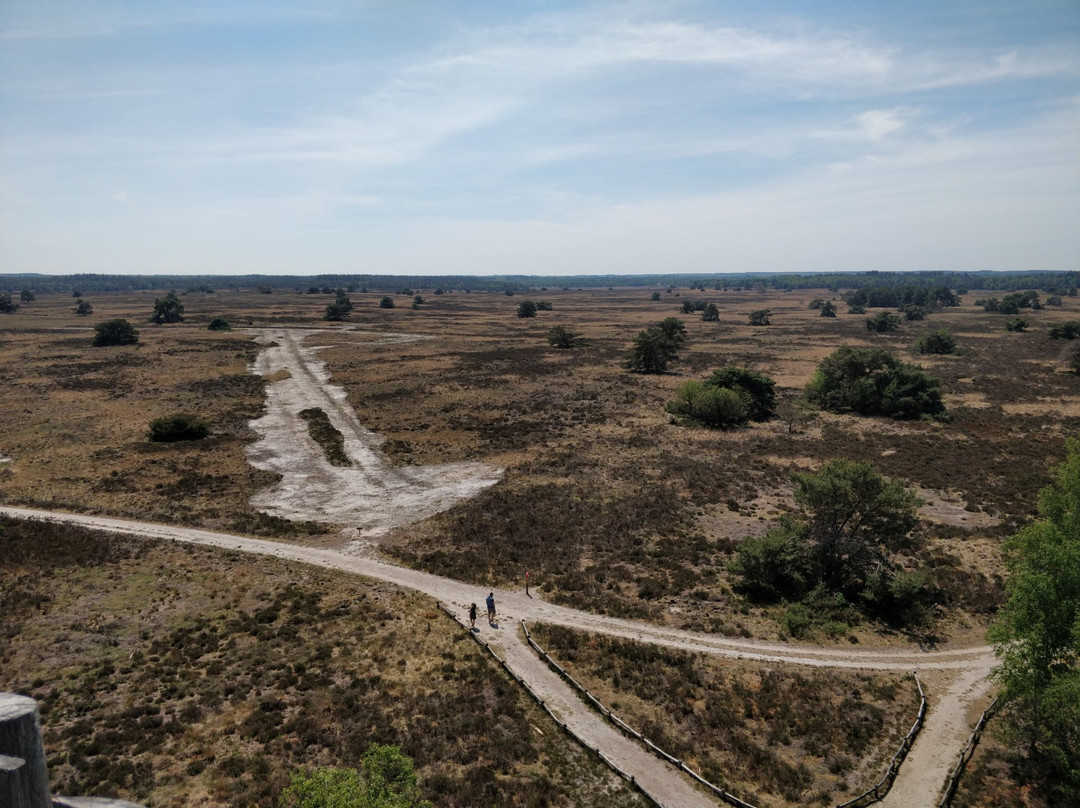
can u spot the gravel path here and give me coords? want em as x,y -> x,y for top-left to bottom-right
0,505 -> 995,807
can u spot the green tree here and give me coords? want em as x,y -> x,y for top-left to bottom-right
536,300 -> 553,311
804,346 -> 944,419
207,317 -> 231,331
988,440 -> 1080,803
74,300 -> 94,316
92,318 -> 139,346
150,290 -> 184,323
547,325 -> 584,349
847,304 -> 867,314
20,289 -> 35,304
281,744 -> 430,808
650,291 -> 661,301
625,325 -> 681,373
516,300 -> 538,318
706,367 -> 777,420
865,312 -> 901,333
701,302 -> 720,321
0,292 -> 19,313
657,317 -> 687,346
820,300 -> 837,318
379,296 -> 395,309
667,380 -> 750,427
917,329 -> 957,355
748,309 -> 771,325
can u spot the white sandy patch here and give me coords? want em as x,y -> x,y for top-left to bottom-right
245,327 -> 502,542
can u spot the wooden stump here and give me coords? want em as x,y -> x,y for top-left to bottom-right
0,693 -> 51,808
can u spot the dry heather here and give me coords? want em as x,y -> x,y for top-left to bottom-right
0,516 -> 647,808
1,285 -> 1078,640
528,623 -> 922,808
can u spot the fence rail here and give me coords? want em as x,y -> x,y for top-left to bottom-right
434,604 -> 666,808
936,698 -> 998,808
522,619 -> 760,808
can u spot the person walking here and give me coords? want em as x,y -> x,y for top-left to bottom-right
486,592 -> 496,624
468,603 -> 477,630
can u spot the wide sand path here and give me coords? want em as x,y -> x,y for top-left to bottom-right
1,505 -> 994,807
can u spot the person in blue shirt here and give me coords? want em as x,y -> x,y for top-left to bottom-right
486,592 -> 496,624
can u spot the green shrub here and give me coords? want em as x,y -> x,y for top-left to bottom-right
748,309 -> 771,325
916,329 -> 956,355
707,368 -> 777,420
379,296 -> 395,309
148,413 -> 209,442
207,317 -> 232,331
865,312 -> 901,333
1005,317 -> 1028,332
516,300 -> 538,318
547,325 -> 584,349
1049,321 -> 1080,340
805,346 -> 944,419
92,318 -> 139,347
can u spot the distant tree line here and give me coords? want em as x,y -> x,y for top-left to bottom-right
4,269 -> 1077,296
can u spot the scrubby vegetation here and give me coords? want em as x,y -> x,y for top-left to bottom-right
92,318 -> 139,346
298,408 -> 351,466
624,317 -> 687,373
0,519 -> 647,808
667,368 -> 777,428
917,329 -> 957,355
148,413 -> 210,443
528,623 -> 921,807
805,346 -> 944,419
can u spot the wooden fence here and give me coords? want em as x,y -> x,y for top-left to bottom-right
434,604 -> 667,808
936,698 -> 998,808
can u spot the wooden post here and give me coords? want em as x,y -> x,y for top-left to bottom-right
0,693 -> 51,808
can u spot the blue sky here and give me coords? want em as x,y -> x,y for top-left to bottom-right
1,1 -> 1077,276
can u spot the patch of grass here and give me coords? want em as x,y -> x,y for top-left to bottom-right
298,408 -> 351,466
0,518 -> 648,808
528,623 -> 921,807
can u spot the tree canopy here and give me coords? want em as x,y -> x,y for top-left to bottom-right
989,440 -> 1080,803
92,318 -> 139,347
281,744 -> 430,808
804,346 -> 944,420
150,290 -> 184,323
625,318 -> 687,373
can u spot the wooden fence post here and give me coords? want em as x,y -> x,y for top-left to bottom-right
0,693 -> 52,808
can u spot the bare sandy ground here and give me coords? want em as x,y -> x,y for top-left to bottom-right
1,505 -> 995,808
0,326 -> 998,808
245,327 -> 502,540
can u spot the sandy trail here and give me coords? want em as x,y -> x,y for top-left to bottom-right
245,327 -> 501,537
1,505 -> 994,807
0,326 -> 995,806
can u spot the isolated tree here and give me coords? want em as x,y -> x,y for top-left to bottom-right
412,295 -> 424,308
989,440 -> 1080,803
901,305 -> 926,322
701,302 -> 720,321
820,300 -> 837,318
847,303 -> 867,314
207,317 -> 231,331
667,380 -> 751,427
734,460 -> 922,605
805,345 -> 944,419
536,300 -> 553,311
20,290 -> 35,304
748,309 -> 771,325
72,289 -> 83,298
150,290 -> 184,323
74,300 -> 94,316
650,291 -> 661,301
866,312 -> 901,333
324,302 -> 351,321
808,298 -> 825,310
547,325 -> 584,349
0,293 -> 18,313
917,329 -> 957,355
379,296 -> 395,309
625,325 -> 681,373
92,318 -> 139,347
680,301 -> 693,314
517,300 -> 538,318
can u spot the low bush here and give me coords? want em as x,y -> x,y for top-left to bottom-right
148,413 -> 210,442
917,329 -> 957,355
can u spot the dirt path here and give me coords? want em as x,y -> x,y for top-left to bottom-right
0,326 -> 997,806
245,327 -> 502,537
1,505 -> 994,807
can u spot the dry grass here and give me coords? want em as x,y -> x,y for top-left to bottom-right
0,517 -> 647,808
2,285 -> 1078,639
528,623 -> 921,807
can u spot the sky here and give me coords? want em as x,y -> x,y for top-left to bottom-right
1,1 -> 1078,277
